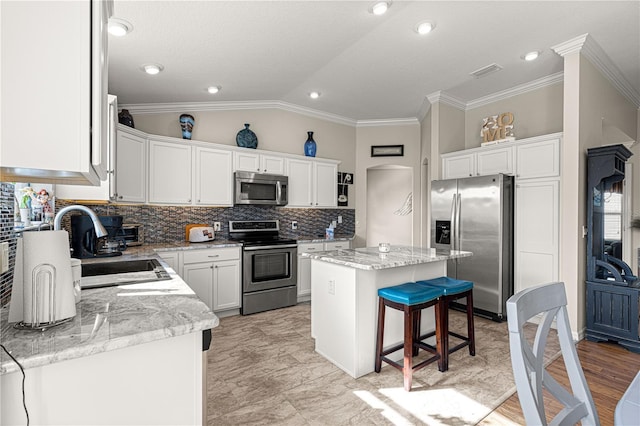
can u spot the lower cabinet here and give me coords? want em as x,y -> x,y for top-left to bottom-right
297,240 -> 351,300
161,247 -> 241,313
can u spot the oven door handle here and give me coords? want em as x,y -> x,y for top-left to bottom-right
243,244 -> 298,251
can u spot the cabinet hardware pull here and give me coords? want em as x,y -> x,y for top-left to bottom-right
208,255 -> 219,258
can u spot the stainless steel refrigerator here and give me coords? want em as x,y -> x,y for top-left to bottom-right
431,174 -> 514,320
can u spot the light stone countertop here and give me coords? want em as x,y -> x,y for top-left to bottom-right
302,245 -> 472,270
296,235 -> 353,244
0,249 -> 219,375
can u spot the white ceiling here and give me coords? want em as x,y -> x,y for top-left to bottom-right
109,1 -> 640,121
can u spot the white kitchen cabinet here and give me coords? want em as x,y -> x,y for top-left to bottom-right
194,147 -> 233,205
515,179 -> 560,293
149,140 -> 192,204
477,146 -> 514,176
181,247 -> 241,312
515,137 -> 560,180
114,127 -> 148,203
442,152 -> 476,179
158,251 -> 181,275
233,151 -> 285,174
1,0 -> 112,185
286,158 -> 339,207
298,240 -> 351,301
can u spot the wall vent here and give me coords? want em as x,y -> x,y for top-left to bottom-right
470,63 -> 503,78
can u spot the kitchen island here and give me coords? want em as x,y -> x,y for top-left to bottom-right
0,250 -> 218,425
304,246 -> 472,378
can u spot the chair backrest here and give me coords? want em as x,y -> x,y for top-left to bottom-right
506,282 -> 600,426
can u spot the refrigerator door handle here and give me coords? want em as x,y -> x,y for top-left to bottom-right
455,193 -> 461,250
450,194 -> 457,250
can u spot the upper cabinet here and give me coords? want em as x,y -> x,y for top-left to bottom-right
233,151 -> 285,175
1,0 -> 113,185
194,147 -> 233,205
441,133 -> 561,180
148,140 -> 192,204
286,158 -> 338,207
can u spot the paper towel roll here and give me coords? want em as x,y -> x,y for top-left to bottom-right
9,231 -> 76,325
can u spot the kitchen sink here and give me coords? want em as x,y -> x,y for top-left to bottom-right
80,258 -> 171,289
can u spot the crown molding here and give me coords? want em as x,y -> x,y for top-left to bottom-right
426,91 -> 467,110
417,97 -> 432,122
465,72 -> 564,110
356,118 -> 420,128
119,100 -> 358,127
553,33 -> 640,108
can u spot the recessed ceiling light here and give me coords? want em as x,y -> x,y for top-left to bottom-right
309,91 -> 320,99
108,18 -> 132,37
415,21 -> 436,35
522,50 -> 541,61
370,1 -> 390,15
207,86 -> 221,94
142,64 -> 163,75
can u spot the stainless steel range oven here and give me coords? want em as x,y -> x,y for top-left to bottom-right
229,220 -> 297,315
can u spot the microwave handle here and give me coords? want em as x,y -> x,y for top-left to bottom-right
276,181 -> 283,203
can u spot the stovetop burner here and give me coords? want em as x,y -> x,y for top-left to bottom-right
229,220 -> 297,247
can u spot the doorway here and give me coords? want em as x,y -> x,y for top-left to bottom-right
366,166 -> 413,246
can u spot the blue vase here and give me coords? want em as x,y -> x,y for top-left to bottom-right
304,131 -> 317,157
236,123 -> 258,149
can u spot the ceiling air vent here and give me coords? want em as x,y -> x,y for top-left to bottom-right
470,63 -> 503,79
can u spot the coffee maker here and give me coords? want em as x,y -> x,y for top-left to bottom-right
71,215 -> 127,258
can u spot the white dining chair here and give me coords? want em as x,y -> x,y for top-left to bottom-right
507,282 -> 600,426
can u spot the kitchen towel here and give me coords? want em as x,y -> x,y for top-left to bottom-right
9,231 -> 76,325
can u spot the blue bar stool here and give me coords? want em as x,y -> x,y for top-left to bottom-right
417,277 -> 475,371
375,282 -> 445,391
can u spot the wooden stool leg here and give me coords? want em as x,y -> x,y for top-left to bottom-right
403,305 -> 413,391
412,310 -> 421,356
466,291 -> 476,356
375,298 -> 386,373
438,298 -> 449,371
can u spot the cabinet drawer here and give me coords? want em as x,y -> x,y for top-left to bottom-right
298,243 -> 324,253
325,241 -> 349,250
183,247 -> 240,264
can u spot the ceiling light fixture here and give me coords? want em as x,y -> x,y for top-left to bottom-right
370,1 -> 390,15
207,86 -> 221,94
142,63 -> 163,75
108,18 -> 132,37
309,91 -> 320,99
522,50 -> 541,61
415,21 -> 436,35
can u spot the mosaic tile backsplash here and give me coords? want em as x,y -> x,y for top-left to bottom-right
56,200 -> 355,244
1,183 -> 17,307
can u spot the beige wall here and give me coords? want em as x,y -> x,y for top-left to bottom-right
366,167 -> 413,247
354,123 -> 421,247
465,83 -> 564,148
131,108 -> 357,207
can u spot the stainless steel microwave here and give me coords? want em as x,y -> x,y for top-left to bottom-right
234,171 -> 288,206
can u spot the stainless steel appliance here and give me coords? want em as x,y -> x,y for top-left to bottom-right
122,223 -> 143,246
229,220 -> 297,315
71,215 -> 127,258
431,174 -> 514,320
234,171 -> 288,206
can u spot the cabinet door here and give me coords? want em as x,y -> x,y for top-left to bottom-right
115,130 -> 147,203
182,263 -> 214,310
477,146 -> 514,176
297,242 -> 324,297
315,162 -> 338,207
233,151 -> 260,172
442,153 -> 476,179
516,138 -> 560,179
261,155 -> 285,174
213,260 -> 241,311
194,147 -> 233,205
515,179 -> 559,293
1,1 -> 111,185
149,141 -> 192,204
286,159 -> 314,207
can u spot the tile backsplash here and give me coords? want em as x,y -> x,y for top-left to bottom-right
1,183 -> 17,307
55,200 -> 355,244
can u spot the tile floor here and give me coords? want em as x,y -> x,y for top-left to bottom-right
206,303 -> 553,425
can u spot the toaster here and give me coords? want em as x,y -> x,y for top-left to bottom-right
187,224 -> 215,242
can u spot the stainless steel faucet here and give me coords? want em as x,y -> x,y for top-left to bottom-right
53,205 -> 108,238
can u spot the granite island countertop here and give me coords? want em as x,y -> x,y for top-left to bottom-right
0,251 -> 219,375
302,245 -> 472,270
